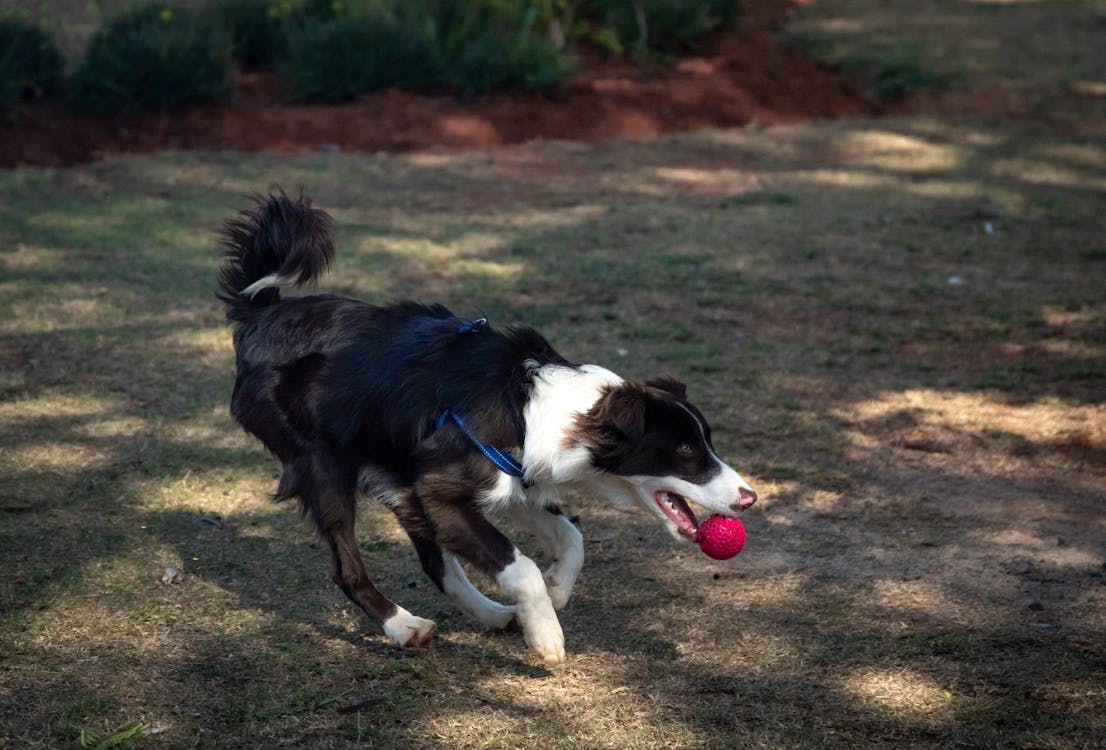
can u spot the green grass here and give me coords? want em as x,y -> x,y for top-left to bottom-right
74,720 -> 150,749
789,0 -> 1106,109
791,26 -> 948,100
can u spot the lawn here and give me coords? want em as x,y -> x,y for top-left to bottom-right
2,1 -> 1105,749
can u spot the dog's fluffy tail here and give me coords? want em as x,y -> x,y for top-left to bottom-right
216,192 -> 335,322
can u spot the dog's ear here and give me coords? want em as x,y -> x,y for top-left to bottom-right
575,384 -> 649,470
645,376 -> 687,400
596,384 -> 646,444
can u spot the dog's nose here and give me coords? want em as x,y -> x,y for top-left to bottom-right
734,487 -> 757,511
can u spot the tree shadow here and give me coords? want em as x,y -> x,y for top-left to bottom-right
2,119 -> 1104,746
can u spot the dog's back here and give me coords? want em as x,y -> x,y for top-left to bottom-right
218,194 -> 567,500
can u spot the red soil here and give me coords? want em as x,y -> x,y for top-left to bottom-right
0,1 -> 879,168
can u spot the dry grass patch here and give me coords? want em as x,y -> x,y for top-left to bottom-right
1,114 -> 1104,747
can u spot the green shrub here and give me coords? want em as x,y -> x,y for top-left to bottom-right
295,0 -> 349,19
411,0 -> 574,93
0,20 -> 63,114
204,0 -> 289,69
294,0 -> 397,21
400,0 -> 527,58
500,32 -> 575,90
70,5 -> 233,114
281,0 -> 574,100
281,15 -> 440,101
446,33 -> 573,93
582,0 -> 739,53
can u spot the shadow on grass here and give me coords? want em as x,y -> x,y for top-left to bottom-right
1,121 -> 1104,746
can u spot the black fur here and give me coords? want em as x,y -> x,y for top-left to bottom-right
217,194 -> 572,636
217,192 -> 335,320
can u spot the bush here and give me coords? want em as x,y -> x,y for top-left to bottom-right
0,21 -> 63,115
582,0 -> 739,53
204,0 -> 289,69
446,33 -> 573,94
409,0 -> 573,93
281,0 -> 574,100
281,15 -> 440,101
399,0 -> 527,58
70,5 -> 233,114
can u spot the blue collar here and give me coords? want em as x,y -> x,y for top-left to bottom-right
436,410 -> 528,482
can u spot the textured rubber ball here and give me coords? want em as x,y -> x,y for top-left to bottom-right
695,515 -> 746,560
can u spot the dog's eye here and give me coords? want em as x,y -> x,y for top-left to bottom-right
676,442 -> 695,457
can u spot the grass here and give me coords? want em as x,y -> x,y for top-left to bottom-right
1,121 -> 1103,748
789,0 -> 1106,110
1,2 -> 1105,749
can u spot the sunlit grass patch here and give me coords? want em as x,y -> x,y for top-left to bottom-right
993,154 -> 1106,192
0,392 -> 120,420
838,128 -> 968,171
842,667 -> 952,717
840,387 -> 1102,445
2,440 -> 115,473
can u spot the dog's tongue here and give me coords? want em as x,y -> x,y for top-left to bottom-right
661,492 -> 699,538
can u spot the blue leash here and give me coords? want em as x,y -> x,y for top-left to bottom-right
456,317 -> 487,334
436,410 -> 526,480
435,317 -> 528,482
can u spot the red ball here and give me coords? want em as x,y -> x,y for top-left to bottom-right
695,515 -> 745,560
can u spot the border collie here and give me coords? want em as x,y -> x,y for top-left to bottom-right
217,194 -> 757,664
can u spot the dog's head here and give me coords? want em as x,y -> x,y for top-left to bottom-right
576,378 -> 757,541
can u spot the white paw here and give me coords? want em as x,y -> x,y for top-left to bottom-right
496,551 -> 566,663
520,605 -> 565,665
382,607 -> 437,648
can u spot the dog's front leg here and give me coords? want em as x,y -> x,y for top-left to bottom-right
508,505 -> 583,611
423,492 -> 565,665
495,549 -> 565,665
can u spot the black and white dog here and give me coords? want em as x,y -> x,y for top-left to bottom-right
217,194 -> 757,664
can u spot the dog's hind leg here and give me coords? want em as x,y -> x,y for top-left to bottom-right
322,519 -> 436,648
304,457 -> 435,648
508,504 -> 583,611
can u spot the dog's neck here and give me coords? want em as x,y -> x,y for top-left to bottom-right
521,363 -> 623,484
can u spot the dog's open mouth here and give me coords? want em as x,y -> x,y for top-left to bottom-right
654,491 -> 699,539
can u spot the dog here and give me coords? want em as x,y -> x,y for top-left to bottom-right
217,194 -> 757,664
